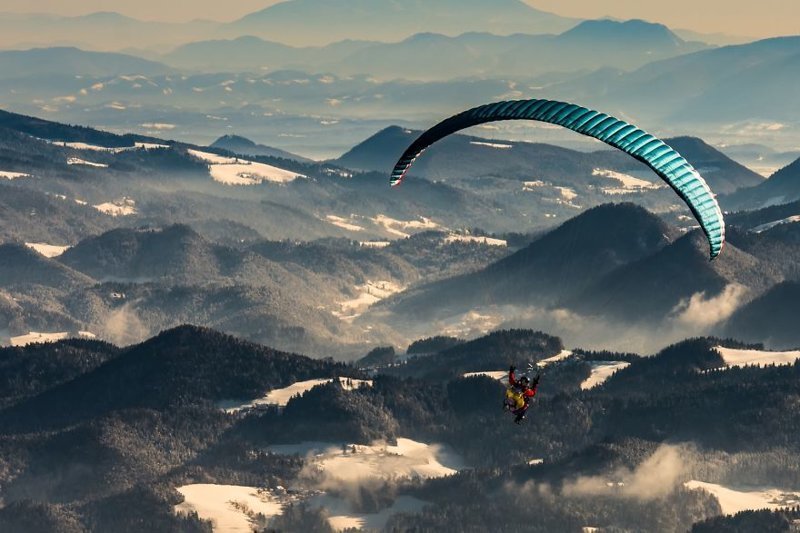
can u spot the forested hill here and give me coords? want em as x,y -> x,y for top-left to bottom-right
0,327 -> 799,530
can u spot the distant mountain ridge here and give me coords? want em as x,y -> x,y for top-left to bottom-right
0,47 -> 172,80
724,156 -> 800,209
210,135 -> 312,163
229,0 -> 579,46
336,126 -> 762,195
163,19 -> 709,80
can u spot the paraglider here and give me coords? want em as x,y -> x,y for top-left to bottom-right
390,98 -> 725,260
504,366 -> 539,424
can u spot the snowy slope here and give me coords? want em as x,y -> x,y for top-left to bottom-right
188,148 -> 304,185
580,361 -> 630,390
685,481 -> 800,515
175,484 -> 283,532
714,346 -> 800,368
267,437 -> 464,483
24,242 -> 70,258
219,377 -> 372,412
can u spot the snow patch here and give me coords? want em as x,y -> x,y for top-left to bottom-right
10,330 -> 95,347
312,494 -> 427,532
371,215 -> 438,238
684,481 -> 800,515
554,186 -> 577,201
537,349 -> 573,367
580,361 -> 630,390
359,240 -> 391,248
268,437 -> 464,484
24,242 -> 70,258
334,280 -> 405,320
54,141 -> 122,152
219,377 -> 372,412
326,215 -> 363,232
439,309 -> 504,338
135,142 -> 170,150
188,149 -> 304,185
175,484 -> 283,532
444,234 -> 507,247
470,141 -> 513,149
462,370 -> 508,384
715,346 -> 800,368
67,157 -> 108,168
593,168 -> 662,191
93,198 -> 137,217
0,170 -> 30,180
752,215 -> 800,233
523,180 -> 545,191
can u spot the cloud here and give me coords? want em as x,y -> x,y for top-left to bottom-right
99,304 -> 149,346
671,284 -> 748,330
562,444 -> 692,501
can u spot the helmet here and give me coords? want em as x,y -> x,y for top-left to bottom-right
519,375 -> 530,385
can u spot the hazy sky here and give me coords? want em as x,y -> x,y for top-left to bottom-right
1,0 -> 797,37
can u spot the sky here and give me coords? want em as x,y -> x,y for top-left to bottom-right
0,0 -> 797,37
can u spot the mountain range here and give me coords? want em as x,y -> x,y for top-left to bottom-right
229,0 -> 579,46
0,33 -> 796,158
0,324 -> 797,531
2,106 -> 799,355
164,20 -> 708,80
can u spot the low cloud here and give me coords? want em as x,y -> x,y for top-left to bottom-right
671,284 -> 748,330
99,304 -> 149,346
562,444 -> 691,501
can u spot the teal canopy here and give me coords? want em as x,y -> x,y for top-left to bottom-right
390,99 -> 725,259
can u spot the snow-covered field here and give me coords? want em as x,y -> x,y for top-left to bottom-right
174,484 -> 283,533
334,280 -> 405,320
24,242 -> 70,258
537,349 -> 573,367
751,215 -> 800,233
188,149 -> 304,185
370,214 -> 438,238
0,170 -> 30,179
219,377 -> 372,412
439,309 -> 505,338
580,361 -> 630,390
359,240 -> 391,248
592,168 -> 662,194
554,186 -> 577,201
470,141 -> 513,149
268,437 -> 464,484
67,157 -> 108,168
463,370 -> 508,384
52,141 -> 127,152
93,198 -> 137,216
311,494 -> 427,532
684,481 -> 800,515
523,180 -> 545,191
10,330 -> 95,347
326,214 -> 363,232
714,346 -> 800,368
444,234 -> 507,247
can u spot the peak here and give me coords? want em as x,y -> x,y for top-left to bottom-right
404,32 -> 450,43
572,202 -> 660,223
212,134 -> 256,147
561,18 -> 681,44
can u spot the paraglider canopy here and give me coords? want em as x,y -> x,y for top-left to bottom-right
390,98 -> 725,260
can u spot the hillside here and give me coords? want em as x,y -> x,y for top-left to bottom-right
388,203 -> 676,318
